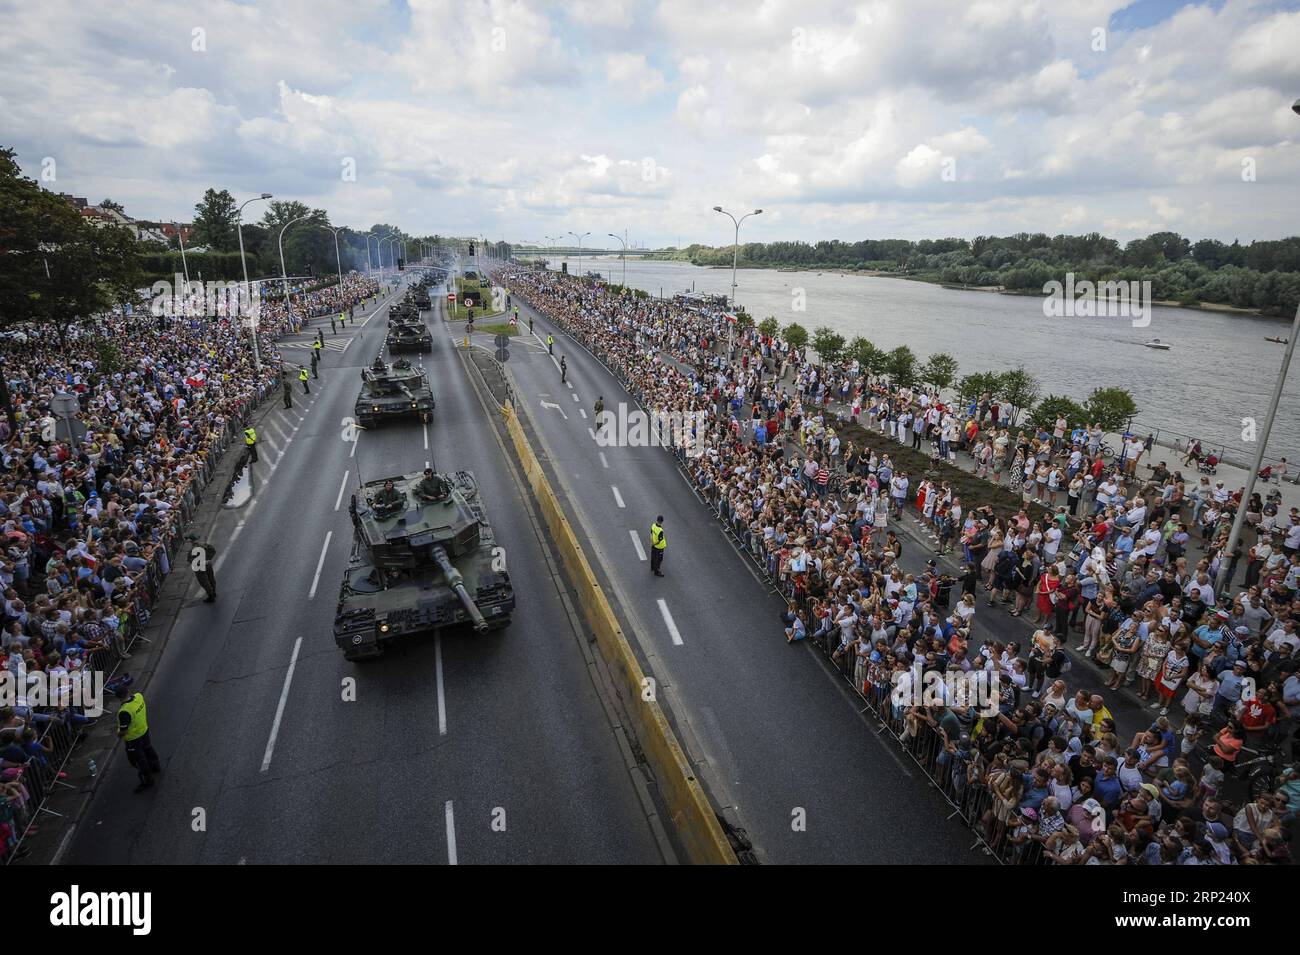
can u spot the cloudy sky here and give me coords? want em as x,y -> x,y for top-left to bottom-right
2,0 -> 1299,248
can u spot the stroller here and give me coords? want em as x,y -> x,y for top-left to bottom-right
1197,453 -> 1219,475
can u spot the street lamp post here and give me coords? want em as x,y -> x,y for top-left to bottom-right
173,221 -> 190,286
318,224 -> 346,302
568,231 -> 590,278
712,205 -> 763,360
236,192 -> 273,372
1215,99 -> 1300,595
277,213 -> 313,332
607,232 -> 628,287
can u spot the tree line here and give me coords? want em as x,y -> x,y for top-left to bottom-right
656,231 -> 1300,316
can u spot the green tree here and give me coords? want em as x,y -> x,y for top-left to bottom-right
1029,394 -> 1087,431
999,365 -> 1040,427
782,322 -> 809,353
846,336 -> 885,378
885,345 -> 917,386
919,352 -> 959,394
191,188 -> 239,252
758,316 -> 780,338
1084,386 -> 1139,432
811,326 -> 846,363
956,371 -> 1002,405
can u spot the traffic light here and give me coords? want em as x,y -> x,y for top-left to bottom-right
397,258 -> 405,271
469,242 -> 476,257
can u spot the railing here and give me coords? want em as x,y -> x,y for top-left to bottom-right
502,276 -> 1060,864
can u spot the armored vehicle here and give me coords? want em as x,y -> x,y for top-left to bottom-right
335,470 -> 515,660
389,301 -> 420,326
355,357 -> 434,428
412,285 -> 431,309
387,321 -> 433,354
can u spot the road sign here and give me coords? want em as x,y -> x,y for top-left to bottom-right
463,297 -> 474,308
447,292 -> 457,302
494,333 -> 510,348
495,347 -> 510,363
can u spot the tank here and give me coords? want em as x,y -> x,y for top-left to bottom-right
354,358 -> 434,428
387,321 -> 432,354
334,469 -> 515,660
388,302 -> 420,326
412,285 -> 431,309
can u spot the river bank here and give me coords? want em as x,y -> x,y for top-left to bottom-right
641,256 -> 1286,319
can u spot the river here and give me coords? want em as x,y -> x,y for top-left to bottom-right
544,255 -> 1298,462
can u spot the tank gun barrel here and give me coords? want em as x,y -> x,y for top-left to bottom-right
432,544 -> 487,632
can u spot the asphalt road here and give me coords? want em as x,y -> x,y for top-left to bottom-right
498,287 -> 978,864
63,268 -> 665,865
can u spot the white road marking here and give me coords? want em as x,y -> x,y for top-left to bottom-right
260,636 -> 302,772
229,518 -> 247,543
629,530 -> 646,561
308,531 -> 333,598
588,428 -> 596,441
579,408 -> 587,419
350,432 -> 360,458
599,452 -> 609,468
436,631 -> 447,736
566,381 -> 574,390
611,486 -> 625,508
260,435 -> 282,459
540,399 -> 568,419
657,599 -> 684,646
334,471 -> 350,511
445,800 -> 458,865
572,392 -> 579,402
424,425 -> 429,450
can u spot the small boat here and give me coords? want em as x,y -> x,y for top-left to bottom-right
1143,339 -> 1171,350
1265,336 -> 1289,344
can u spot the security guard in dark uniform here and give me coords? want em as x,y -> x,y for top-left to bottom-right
282,371 -> 293,409
649,515 -> 666,577
560,355 -> 567,383
116,690 -> 161,793
186,533 -> 217,603
299,365 -> 310,394
243,425 -> 258,463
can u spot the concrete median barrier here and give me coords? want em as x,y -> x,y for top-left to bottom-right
502,400 -> 737,865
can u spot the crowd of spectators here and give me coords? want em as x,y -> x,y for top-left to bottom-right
499,264 -> 1300,865
0,271 -> 377,859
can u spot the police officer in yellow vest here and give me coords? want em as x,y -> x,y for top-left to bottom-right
547,333 -> 554,354
311,338 -> 322,378
116,690 -> 161,793
243,425 -> 258,463
649,515 -> 666,577
299,364 -> 310,394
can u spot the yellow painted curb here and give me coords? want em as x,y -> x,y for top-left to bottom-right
502,401 -> 737,865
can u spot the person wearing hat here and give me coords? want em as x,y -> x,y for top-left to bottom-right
1203,821 -> 1235,864
281,369 -> 293,410
649,515 -> 666,577
186,534 -> 216,603
298,364 -> 310,394
116,688 -> 161,793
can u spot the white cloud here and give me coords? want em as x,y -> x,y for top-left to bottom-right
605,53 -> 666,101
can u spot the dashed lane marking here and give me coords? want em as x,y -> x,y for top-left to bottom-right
657,599 -> 684,646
